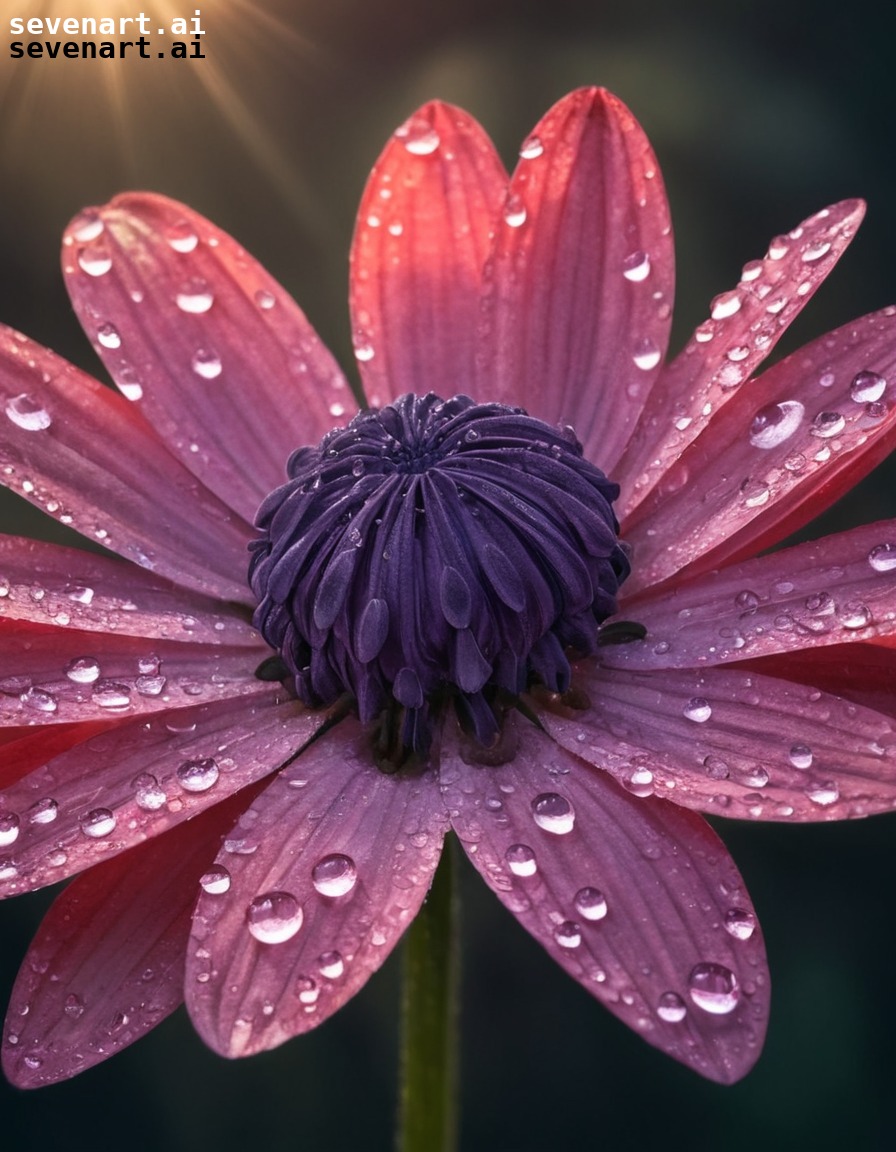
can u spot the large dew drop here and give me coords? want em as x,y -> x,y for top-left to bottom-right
311,853 -> 358,897
748,400 -> 805,449
687,962 -> 740,1014
505,843 -> 537,877
531,793 -> 575,835
246,891 -> 304,944
5,394 -> 52,432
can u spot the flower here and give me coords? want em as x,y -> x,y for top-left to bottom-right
2,87 -> 896,1090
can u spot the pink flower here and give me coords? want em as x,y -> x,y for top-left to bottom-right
2,87 -> 896,1089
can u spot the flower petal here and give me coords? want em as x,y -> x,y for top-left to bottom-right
536,663 -> 896,822
186,717 -> 447,1057
622,307 -> 896,591
439,715 -> 768,1084
349,101 -> 507,406
479,87 -> 674,472
0,535 -> 258,644
607,520 -> 896,668
0,327 -> 252,602
63,195 -> 353,522
2,790 -> 250,1087
0,724 -> 111,789
616,200 -> 866,515
0,694 -> 325,895
0,629 -> 267,725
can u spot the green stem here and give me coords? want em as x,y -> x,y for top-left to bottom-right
396,833 -> 460,1152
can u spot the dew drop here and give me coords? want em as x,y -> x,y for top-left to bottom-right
806,783 -> 840,806
554,920 -> 582,949
246,891 -> 303,944
318,950 -> 345,979
175,281 -> 214,314
801,240 -> 831,262
574,887 -> 608,921
27,798 -> 57,825
622,251 -> 651,282
683,697 -> 712,723
191,348 -> 222,380
5,394 -> 52,432
868,543 -> 896,573
839,602 -> 872,629
176,757 -> 220,793
63,993 -> 85,1020
0,813 -> 20,848
254,288 -> 276,310
788,744 -> 813,770
133,773 -> 167,811
69,211 -> 104,242
77,246 -> 112,276
632,338 -> 661,371
687,962 -> 740,1014
724,908 -> 756,941
519,133 -> 544,159
531,793 -> 575,835
21,687 -> 57,713
504,843 -> 537,877
80,807 -> 116,838
748,400 -> 805,449
96,322 -> 121,349
92,681 -> 131,709
810,411 -> 845,438
167,222 -> 199,252
657,991 -> 688,1023
503,194 -> 527,227
849,370 -> 886,403
117,367 -> 143,402
311,853 -> 358,897
394,115 -> 440,155
200,865 -> 231,895
710,291 -> 742,320
64,656 -> 100,684
740,478 -> 770,507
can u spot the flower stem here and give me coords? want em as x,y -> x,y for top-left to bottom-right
396,833 -> 460,1152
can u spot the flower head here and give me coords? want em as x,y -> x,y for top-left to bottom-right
2,87 -> 896,1088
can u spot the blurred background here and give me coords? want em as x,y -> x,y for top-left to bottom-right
2,0 -> 896,1148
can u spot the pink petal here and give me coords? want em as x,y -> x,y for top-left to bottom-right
607,519 -> 896,668
63,195 -> 353,522
349,101 -> 507,406
535,663 -> 896,822
2,789 -> 250,1087
0,724 -> 112,789
186,717 -> 447,1057
439,715 -> 768,1083
744,644 -> 896,718
0,535 -> 258,644
616,200 -> 866,516
622,307 -> 896,592
0,694 -> 326,895
0,629 -> 267,725
0,326 -> 252,602
479,88 -> 673,472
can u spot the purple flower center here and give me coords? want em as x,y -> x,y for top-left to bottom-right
250,394 -> 629,757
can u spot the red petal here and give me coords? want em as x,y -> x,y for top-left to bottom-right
186,718 -> 447,1057
0,694 -> 326,895
0,535 -> 258,644
622,307 -> 896,592
0,327 -> 252,602
607,519 -> 896,668
479,88 -> 673,472
2,790 -> 250,1087
63,195 -> 353,522
349,101 -> 506,406
536,663 -> 896,822
0,629 -> 267,725
617,200 -> 866,515
440,715 -> 768,1083
0,723 -> 113,789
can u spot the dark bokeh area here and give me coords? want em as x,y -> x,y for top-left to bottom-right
2,1 -> 896,1149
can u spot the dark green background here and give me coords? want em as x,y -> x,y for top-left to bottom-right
2,1 -> 896,1149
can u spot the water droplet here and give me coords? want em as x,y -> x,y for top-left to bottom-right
318,950 -> 344,979
622,251 -> 651,282
92,681 -> 131,709
801,240 -> 831,262
353,333 -> 375,362
868,543 -> 896,573
133,773 -> 167,811
0,813 -> 20,847
657,991 -> 688,1023
839,602 -> 872,629
64,656 -> 101,684
63,993 -> 85,1019
849,370 -> 886,403
77,246 -> 112,276
740,478 -> 770,507
394,115 -> 440,155
70,211 -> 104,242
806,783 -> 840,806
200,865 -> 231,895
519,133 -> 544,159
688,962 -> 740,1014
632,338 -> 661,371
810,411 -> 845,438
683,697 -> 712,723
255,288 -> 276,310
167,222 -> 198,252
748,400 -> 805,449
574,887 -> 608,921
625,765 -> 655,797
6,394 -> 52,432
116,367 -> 143,401
710,291 -> 741,320
21,687 -> 57,713
175,281 -> 214,314
504,843 -> 537,877
311,853 -> 358,897
80,808 -> 117,838
295,976 -> 319,1005
96,322 -> 121,349
724,908 -> 756,941
246,891 -> 303,944
553,920 -> 582,949
176,757 -> 219,793
503,194 -> 527,227
531,793 -> 575,835
788,744 -> 813,770
27,798 -> 57,825
191,348 -> 222,380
